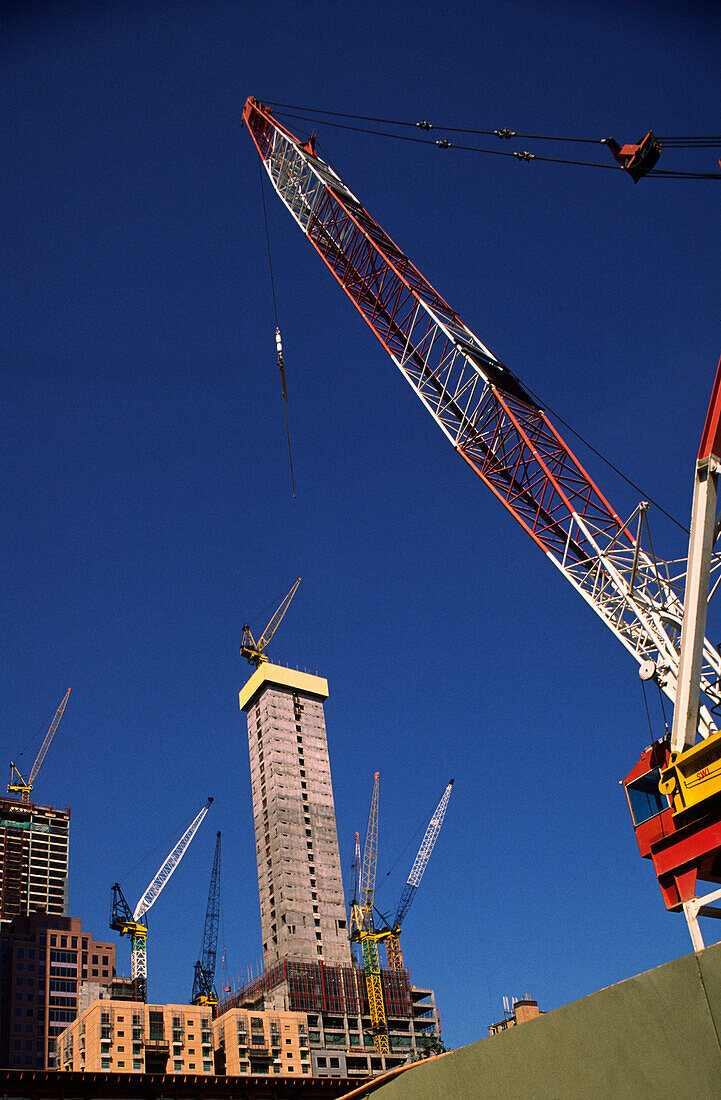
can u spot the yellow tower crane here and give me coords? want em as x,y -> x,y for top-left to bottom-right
240,578 -> 301,667
350,772 -> 392,1055
8,687 -> 72,803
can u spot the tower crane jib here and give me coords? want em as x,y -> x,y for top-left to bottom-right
8,688 -> 72,803
110,797 -> 213,1003
133,798 -> 213,921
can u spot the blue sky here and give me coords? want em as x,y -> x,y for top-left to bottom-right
2,0 -> 720,1049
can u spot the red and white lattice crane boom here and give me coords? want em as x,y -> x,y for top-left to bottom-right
243,98 -> 721,945
242,96 -> 721,743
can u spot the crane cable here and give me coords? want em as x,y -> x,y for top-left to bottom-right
258,108 -> 710,530
258,158 -> 297,498
265,100 -> 721,148
264,102 -> 721,179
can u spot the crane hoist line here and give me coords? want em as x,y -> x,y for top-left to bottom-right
242,96 -> 721,743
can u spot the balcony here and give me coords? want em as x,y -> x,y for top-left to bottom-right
145,1038 -> 169,1051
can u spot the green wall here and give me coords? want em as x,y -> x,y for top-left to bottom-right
370,941 -> 721,1099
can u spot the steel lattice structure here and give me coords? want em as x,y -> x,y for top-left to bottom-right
386,779 -> 454,970
244,97 -> 721,739
192,830 -> 222,1006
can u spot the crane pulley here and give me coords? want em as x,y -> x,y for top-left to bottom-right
241,577 -> 301,667
110,797 -> 213,1002
8,687 -> 72,803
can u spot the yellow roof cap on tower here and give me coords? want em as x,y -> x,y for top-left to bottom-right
238,663 -> 329,712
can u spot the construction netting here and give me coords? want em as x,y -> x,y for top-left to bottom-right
221,957 -> 411,1018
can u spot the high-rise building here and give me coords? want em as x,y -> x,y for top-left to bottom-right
238,664 -> 351,968
0,913 -> 115,1069
0,796 -> 70,930
236,660 -> 442,1079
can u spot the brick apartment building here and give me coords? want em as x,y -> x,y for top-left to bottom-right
58,1000 -> 312,1077
0,913 -> 115,1069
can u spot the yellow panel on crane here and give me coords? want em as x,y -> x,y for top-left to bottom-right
658,729 -> 721,817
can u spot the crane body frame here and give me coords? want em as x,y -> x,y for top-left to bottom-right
110,798 -> 213,1002
8,687 -> 72,803
386,779 -> 454,970
668,355 -> 721,759
241,578 -> 301,667
244,97 -> 721,944
350,773 -> 390,1054
110,883 -> 149,1003
622,356 -> 721,948
192,831 -> 222,1011
243,96 -> 721,741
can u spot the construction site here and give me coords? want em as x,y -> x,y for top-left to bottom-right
3,7 -> 721,1092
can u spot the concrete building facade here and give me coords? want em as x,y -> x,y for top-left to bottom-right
58,1000 -> 311,1078
58,1000 -> 215,1075
223,959 -> 441,1080
239,664 -> 350,968
213,1007 -> 310,1077
0,913 -> 115,1069
0,796 -> 70,931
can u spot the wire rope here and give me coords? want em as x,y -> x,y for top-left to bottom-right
258,158 -> 297,498
266,104 -> 721,179
265,100 -> 721,146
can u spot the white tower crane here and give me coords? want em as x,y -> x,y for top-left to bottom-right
110,797 -> 213,1002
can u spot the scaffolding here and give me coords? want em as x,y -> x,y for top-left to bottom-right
221,956 -> 411,1020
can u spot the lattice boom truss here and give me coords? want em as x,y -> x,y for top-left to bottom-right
244,97 -> 721,737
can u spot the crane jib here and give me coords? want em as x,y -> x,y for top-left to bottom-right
244,97 -> 721,736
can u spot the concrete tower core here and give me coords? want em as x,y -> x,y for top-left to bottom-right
239,664 -> 351,968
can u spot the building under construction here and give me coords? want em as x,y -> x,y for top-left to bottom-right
0,795 -> 70,931
235,659 -> 441,1079
222,956 -> 439,1079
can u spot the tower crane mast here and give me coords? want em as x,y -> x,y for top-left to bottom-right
350,773 -> 390,1055
192,831 -> 222,1011
242,96 -> 721,743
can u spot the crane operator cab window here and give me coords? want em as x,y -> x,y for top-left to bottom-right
625,767 -> 669,826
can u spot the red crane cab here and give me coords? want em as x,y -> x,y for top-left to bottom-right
623,739 -> 721,911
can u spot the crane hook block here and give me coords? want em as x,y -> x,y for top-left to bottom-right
603,131 -> 660,182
